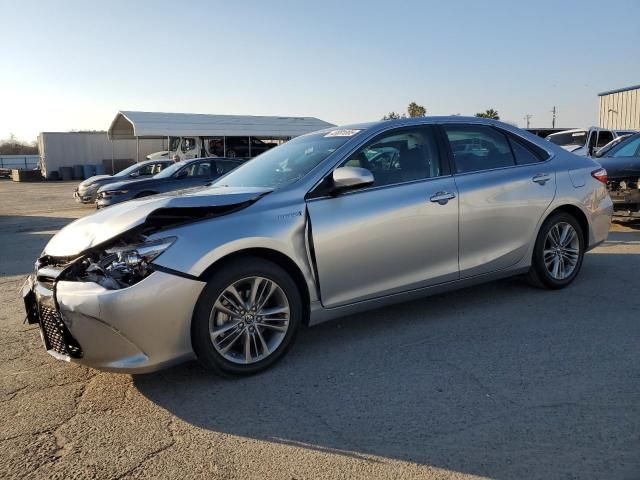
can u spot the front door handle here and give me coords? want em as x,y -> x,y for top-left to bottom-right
532,173 -> 551,185
430,191 -> 456,205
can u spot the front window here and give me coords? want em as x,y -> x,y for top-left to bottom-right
340,126 -> 442,186
213,131 -> 355,189
548,131 -> 587,148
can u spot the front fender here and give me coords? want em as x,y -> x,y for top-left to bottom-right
149,201 -> 319,302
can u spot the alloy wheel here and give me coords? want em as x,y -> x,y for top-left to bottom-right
209,276 -> 290,364
543,222 -> 580,280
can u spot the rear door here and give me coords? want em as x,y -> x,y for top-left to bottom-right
307,125 -> 459,308
441,124 -> 556,278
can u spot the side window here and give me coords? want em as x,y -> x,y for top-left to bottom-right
339,126 -> 442,187
183,161 -> 212,177
597,131 -> 614,148
443,125 -> 515,173
181,137 -> 197,153
137,164 -> 156,175
215,160 -> 239,175
508,137 -> 542,165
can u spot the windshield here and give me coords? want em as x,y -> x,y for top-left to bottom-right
212,131 -> 356,189
153,161 -> 185,179
597,135 -> 629,157
606,134 -> 640,158
548,131 -> 587,147
115,163 -> 146,178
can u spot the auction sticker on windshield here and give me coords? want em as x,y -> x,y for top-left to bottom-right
324,129 -> 361,137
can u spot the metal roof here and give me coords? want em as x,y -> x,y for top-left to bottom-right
108,111 -> 336,140
598,85 -> 640,96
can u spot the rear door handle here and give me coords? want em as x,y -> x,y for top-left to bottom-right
430,191 -> 456,205
532,173 -> 551,185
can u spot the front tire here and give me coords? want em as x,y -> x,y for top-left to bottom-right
527,212 -> 585,289
192,257 -> 302,376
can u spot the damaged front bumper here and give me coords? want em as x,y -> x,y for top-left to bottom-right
24,261 -> 206,373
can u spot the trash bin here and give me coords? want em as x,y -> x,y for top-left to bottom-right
48,170 -> 60,181
83,164 -> 96,179
73,165 -> 84,180
94,164 -> 106,175
60,167 -> 73,181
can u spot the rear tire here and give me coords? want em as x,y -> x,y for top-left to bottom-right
191,257 -> 302,376
527,212 -> 585,289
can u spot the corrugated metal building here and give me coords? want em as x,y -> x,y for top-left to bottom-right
598,85 -> 640,130
38,132 -> 166,179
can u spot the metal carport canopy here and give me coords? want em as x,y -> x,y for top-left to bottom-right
108,111 -> 336,140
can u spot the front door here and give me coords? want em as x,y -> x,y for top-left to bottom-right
307,125 -> 459,308
441,123 -> 556,278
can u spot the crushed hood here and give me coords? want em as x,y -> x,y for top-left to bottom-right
80,175 -> 112,187
44,186 -> 272,257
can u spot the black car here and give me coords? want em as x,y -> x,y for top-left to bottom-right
595,132 -> 640,216
74,159 -> 174,203
96,157 -> 242,208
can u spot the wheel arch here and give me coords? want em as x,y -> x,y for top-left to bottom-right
198,248 -> 311,326
544,204 -> 589,243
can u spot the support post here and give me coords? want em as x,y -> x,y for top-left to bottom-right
111,140 -> 115,174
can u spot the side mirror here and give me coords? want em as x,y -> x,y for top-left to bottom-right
332,167 -> 374,192
129,171 -> 139,178
175,169 -> 188,179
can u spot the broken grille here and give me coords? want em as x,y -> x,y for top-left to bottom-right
39,305 -> 83,358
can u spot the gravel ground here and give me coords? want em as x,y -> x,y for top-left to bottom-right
1,179 -> 639,480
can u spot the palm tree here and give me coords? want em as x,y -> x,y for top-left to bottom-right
475,109 -> 500,120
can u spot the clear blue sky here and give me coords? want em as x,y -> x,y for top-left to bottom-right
2,0 -> 639,141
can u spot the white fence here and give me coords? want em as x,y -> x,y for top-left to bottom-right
0,155 -> 39,170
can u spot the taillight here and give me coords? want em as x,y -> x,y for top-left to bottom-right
591,167 -> 608,184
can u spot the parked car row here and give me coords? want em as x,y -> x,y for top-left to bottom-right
28,117 -> 612,378
75,157 -> 243,207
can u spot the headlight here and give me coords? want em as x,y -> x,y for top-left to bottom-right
106,237 -> 176,266
79,237 -> 176,289
104,189 -> 129,195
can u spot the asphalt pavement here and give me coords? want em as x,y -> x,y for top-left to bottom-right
1,180 -> 639,479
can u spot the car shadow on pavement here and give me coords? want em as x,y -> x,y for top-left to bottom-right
0,215 -> 78,276
134,252 -> 640,479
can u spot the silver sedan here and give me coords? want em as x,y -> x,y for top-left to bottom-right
24,117 -> 612,376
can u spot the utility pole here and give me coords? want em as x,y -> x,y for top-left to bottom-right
551,106 -> 557,128
524,114 -> 532,129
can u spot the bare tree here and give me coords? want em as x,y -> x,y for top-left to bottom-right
0,134 -> 38,155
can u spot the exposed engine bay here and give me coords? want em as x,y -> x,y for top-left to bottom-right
608,177 -> 640,215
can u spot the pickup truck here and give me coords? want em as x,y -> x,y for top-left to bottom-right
546,127 -> 636,156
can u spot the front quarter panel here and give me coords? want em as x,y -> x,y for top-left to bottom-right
150,198 -> 318,302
